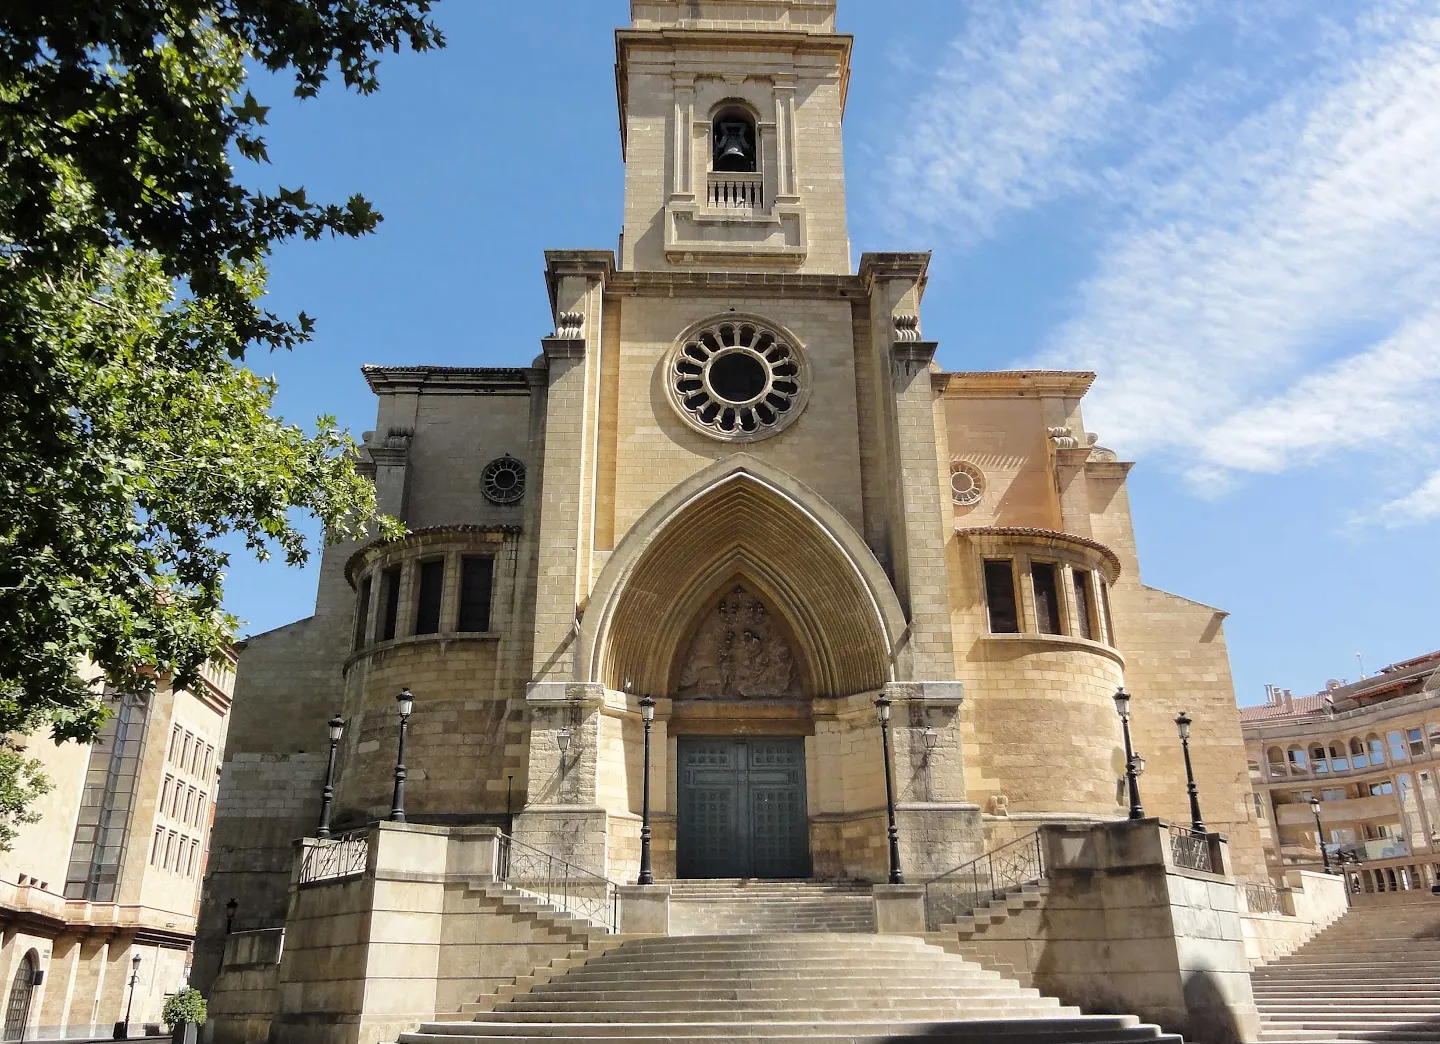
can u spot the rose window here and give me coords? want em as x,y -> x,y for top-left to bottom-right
950,458 -> 985,506
666,318 -> 809,442
481,455 -> 526,504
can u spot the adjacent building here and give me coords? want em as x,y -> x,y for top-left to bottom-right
1242,650 -> 1440,896
0,652 -> 234,1039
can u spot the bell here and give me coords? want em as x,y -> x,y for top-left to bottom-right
714,120 -> 753,170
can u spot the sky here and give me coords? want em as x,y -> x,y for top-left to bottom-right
220,0 -> 1440,707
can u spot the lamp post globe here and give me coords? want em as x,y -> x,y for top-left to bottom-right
1113,688 -> 1144,820
1174,711 -> 1206,834
390,689 -> 413,823
317,714 -> 344,839
874,695 -> 903,884
1310,796 -> 1333,873
637,695 -> 656,885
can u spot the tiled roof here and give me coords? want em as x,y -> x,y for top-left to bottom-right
1238,694 -> 1331,723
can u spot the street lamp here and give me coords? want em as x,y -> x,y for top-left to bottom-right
389,689 -> 413,822
637,695 -> 656,885
317,715 -> 344,839
874,695 -> 904,884
116,952 -> 141,1039
1310,796 -> 1333,873
921,725 -> 939,755
1112,688 -> 1145,820
1174,711 -> 1206,834
224,898 -> 238,935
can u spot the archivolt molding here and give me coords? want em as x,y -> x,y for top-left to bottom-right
579,456 -> 909,698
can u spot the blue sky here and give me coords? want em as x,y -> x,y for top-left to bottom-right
222,0 -> 1439,706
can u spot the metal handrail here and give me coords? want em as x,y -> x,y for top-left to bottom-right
1240,880 -> 1286,915
920,831 -> 1045,931
298,829 -> 369,885
495,833 -> 618,932
1167,823 -> 1214,872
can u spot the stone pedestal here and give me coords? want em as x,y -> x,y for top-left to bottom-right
1035,820 -> 1261,1044
617,885 -> 671,935
872,884 -> 925,934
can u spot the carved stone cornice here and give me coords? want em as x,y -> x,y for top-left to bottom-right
361,366 -> 535,396
892,340 -> 938,373
858,251 -> 931,291
540,336 -> 586,362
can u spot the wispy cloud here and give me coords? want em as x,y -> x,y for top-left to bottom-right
886,0 -> 1192,243
886,0 -> 1440,526
1367,470 -> 1440,527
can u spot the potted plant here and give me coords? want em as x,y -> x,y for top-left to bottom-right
162,988 -> 207,1044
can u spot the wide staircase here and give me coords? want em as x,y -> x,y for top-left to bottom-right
1254,900 -> 1440,1041
405,932 -> 1183,1044
668,877 -> 876,934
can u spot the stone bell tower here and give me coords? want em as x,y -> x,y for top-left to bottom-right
618,0 -> 852,273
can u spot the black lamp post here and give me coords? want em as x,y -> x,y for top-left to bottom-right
389,688 -> 413,822
1310,796 -> 1333,873
1112,688 -> 1145,820
317,715 -> 344,839
637,695 -> 656,885
224,898 -> 238,935
1174,711 -> 1206,833
118,952 -> 140,1039
875,695 -> 904,884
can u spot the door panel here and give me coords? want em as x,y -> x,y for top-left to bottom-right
677,736 -> 809,879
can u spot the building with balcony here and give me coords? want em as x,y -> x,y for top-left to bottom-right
0,652 -> 234,1040
1242,650 -> 1440,897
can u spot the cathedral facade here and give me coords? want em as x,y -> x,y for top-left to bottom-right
199,0 -> 1265,985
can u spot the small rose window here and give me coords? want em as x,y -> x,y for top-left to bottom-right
481,455 -> 526,504
950,459 -> 985,506
666,318 -> 809,442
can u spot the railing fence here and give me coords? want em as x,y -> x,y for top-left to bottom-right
495,834 -> 618,932
1167,824 -> 1214,873
921,831 -> 1045,931
298,829 -> 369,885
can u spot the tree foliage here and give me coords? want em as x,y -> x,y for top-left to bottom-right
163,987 -> 208,1028
0,2 -> 436,822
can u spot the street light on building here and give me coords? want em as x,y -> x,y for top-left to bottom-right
1309,795 -> 1333,873
1112,688 -> 1145,820
114,952 -> 141,1039
389,689 -> 413,822
637,695 -> 656,885
317,715 -> 344,839
224,898 -> 238,935
874,695 -> 904,884
1174,711 -> 1206,833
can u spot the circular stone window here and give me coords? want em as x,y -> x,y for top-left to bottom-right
481,455 -> 526,504
950,458 -> 985,506
666,317 -> 810,442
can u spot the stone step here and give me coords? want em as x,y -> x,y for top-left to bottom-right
489,1005 -> 1077,1021
404,1015 -> 1173,1040
515,988 -> 1051,1005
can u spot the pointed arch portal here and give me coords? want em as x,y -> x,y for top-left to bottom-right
580,456 -> 908,698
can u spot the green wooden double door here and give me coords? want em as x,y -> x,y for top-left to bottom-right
676,736 -> 811,879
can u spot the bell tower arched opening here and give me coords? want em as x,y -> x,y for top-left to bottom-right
711,103 -> 758,173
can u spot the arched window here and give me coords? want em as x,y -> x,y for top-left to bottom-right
1350,736 -> 1367,769
1311,744 -> 1329,773
1329,742 -> 1349,772
712,106 -> 757,173
4,951 -> 37,1041
1368,734 -> 1386,765
1267,747 -> 1286,780
1287,746 -> 1307,774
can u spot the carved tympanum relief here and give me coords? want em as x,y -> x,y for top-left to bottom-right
675,584 -> 800,700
